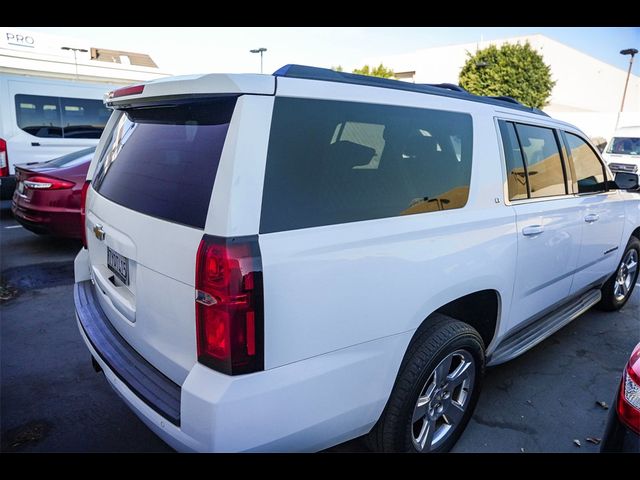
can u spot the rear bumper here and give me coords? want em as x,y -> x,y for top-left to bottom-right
0,175 -> 16,200
12,200 -> 82,238
74,280 -> 411,452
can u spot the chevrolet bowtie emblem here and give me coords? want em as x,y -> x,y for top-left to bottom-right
93,224 -> 105,241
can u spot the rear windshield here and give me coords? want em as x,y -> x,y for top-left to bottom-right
45,147 -> 95,168
93,97 -> 237,229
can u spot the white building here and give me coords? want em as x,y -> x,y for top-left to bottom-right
0,28 -> 169,85
367,34 -> 640,140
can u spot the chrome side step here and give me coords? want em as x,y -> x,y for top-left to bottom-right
487,288 -> 601,366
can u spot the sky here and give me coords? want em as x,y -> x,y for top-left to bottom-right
22,27 -> 640,76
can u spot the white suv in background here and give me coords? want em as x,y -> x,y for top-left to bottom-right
603,126 -> 640,185
74,66 -> 640,453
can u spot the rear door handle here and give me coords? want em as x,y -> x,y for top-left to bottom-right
584,214 -> 600,223
522,225 -> 544,236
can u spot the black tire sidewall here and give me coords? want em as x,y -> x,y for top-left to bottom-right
401,332 -> 484,453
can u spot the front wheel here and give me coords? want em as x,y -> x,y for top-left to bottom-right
366,314 -> 484,452
596,236 -> 639,312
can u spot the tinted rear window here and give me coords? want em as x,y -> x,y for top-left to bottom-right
93,97 -> 237,229
260,97 -> 473,233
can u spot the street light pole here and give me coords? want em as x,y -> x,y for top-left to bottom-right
61,46 -> 89,80
616,48 -> 638,130
250,47 -> 267,74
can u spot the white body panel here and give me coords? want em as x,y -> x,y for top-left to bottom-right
74,70 -> 640,452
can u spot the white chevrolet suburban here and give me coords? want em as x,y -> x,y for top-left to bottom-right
73,66 -> 640,453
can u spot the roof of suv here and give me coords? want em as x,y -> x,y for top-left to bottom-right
273,64 -> 550,117
106,64 -> 550,120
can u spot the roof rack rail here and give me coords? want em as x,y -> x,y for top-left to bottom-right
488,95 -> 521,105
423,83 -> 467,93
272,64 -> 548,117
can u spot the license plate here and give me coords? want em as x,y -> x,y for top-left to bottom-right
107,247 -> 130,286
17,181 -> 24,195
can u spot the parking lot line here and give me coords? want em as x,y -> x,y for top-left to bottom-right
4,225 -> 22,229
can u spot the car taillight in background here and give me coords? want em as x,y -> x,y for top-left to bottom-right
80,180 -> 91,249
618,343 -> 640,434
23,175 -> 75,190
195,235 -> 264,375
0,138 -> 8,177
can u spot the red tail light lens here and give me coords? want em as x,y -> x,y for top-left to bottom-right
617,343 -> 640,434
0,138 -> 8,177
80,180 -> 91,249
24,175 -> 75,190
195,235 -> 264,375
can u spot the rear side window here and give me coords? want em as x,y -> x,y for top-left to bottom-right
514,124 -> 566,199
260,97 -> 473,233
565,133 -> 607,194
15,94 -> 110,139
498,122 -> 528,201
93,97 -> 237,229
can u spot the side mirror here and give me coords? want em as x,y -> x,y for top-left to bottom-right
614,172 -> 640,191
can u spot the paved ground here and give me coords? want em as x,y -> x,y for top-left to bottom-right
1,198 -> 638,453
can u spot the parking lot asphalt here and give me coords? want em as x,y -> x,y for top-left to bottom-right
1,198 -> 639,453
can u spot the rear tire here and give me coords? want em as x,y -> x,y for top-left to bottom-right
366,314 -> 484,452
596,236 -> 640,312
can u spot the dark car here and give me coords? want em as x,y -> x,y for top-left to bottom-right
601,342 -> 640,452
11,147 -> 94,239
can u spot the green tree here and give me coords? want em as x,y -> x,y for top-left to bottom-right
331,65 -> 344,72
352,63 -> 394,78
458,42 -> 555,108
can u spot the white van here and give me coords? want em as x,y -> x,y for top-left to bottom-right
0,74 -> 114,198
602,125 -> 640,183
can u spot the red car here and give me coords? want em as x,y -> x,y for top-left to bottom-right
601,343 -> 640,452
11,147 -> 94,239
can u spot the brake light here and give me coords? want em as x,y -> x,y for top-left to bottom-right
0,138 -> 8,177
195,235 -> 264,375
80,180 -> 91,249
24,175 -> 75,190
110,84 -> 145,99
617,343 -> 640,434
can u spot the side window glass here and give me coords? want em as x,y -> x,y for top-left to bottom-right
565,133 -> 607,194
498,121 -> 528,200
15,94 -> 62,138
514,124 -> 566,198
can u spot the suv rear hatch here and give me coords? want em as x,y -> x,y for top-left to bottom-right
84,76 -> 272,385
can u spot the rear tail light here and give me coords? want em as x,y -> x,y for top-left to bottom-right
24,175 -> 75,190
80,180 -> 91,249
195,235 -> 264,375
617,344 -> 640,434
109,84 -> 145,99
0,138 -> 8,177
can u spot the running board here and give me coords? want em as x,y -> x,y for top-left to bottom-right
487,288 -> 601,366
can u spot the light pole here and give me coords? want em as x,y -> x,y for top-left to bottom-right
61,46 -> 89,80
250,47 -> 267,74
616,48 -> 638,129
